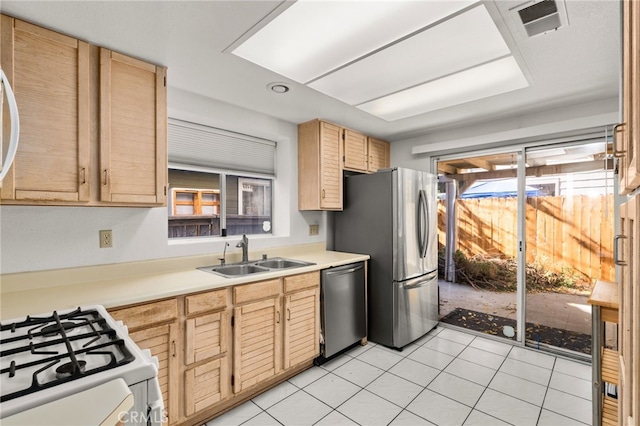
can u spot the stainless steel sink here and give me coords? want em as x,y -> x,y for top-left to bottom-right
199,264 -> 269,278
254,258 -> 313,269
198,257 -> 315,278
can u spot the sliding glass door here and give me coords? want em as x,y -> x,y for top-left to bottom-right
436,136 -> 614,356
437,149 -> 523,342
523,142 -> 614,355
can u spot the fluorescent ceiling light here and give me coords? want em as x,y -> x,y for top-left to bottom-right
309,5 -> 511,105
232,0 -> 528,121
232,0 -> 477,83
357,56 -> 529,121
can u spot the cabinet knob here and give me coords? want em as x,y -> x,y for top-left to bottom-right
276,311 -> 281,324
103,169 -> 109,185
80,167 -> 86,185
321,189 -> 325,199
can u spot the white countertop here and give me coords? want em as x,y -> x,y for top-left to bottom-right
0,243 -> 369,320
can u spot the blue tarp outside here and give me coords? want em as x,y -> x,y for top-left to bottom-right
459,179 -> 540,199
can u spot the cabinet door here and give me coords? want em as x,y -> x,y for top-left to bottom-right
619,195 -> 639,425
343,129 -> 368,172
109,299 -> 179,424
129,323 -> 179,425
619,0 -> 640,195
0,16 -> 90,202
100,49 -> 167,205
233,297 -> 282,393
319,122 -> 343,210
368,137 -> 390,173
283,287 -> 319,369
184,358 -> 228,417
185,311 -> 228,364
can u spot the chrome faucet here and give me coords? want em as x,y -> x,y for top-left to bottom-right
236,234 -> 249,263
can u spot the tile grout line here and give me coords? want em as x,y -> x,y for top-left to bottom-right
459,340 -> 514,426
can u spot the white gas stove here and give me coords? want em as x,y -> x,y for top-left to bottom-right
0,305 -> 163,425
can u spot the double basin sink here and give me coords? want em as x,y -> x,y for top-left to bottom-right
198,257 -> 316,278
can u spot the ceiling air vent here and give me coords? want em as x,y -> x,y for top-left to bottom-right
514,0 -> 567,37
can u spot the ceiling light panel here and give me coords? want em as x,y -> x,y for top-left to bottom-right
232,0 -> 478,84
308,5 -> 511,105
357,56 -> 529,121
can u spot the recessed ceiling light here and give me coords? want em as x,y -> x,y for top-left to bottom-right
267,82 -> 290,94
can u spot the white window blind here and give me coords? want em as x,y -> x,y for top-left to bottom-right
168,118 -> 276,175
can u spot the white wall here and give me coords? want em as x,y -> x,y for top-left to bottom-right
391,97 -> 619,166
0,88 -> 325,274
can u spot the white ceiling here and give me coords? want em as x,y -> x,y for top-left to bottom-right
0,0 -> 621,142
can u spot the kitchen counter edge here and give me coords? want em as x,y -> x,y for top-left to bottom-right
0,248 -> 369,320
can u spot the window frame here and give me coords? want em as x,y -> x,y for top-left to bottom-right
168,163 -> 274,239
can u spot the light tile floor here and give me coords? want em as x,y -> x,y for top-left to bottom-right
205,326 -> 592,426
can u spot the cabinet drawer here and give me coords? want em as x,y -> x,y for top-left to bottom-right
109,299 -> 178,330
233,279 -> 281,305
284,272 -> 320,294
185,289 -> 227,315
185,311 -> 228,364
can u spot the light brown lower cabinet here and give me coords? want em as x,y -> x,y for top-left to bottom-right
619,194 -> 639,426
184,358 -> 228,417
233,296 -> 282,393
109,271 -> 321,426
283,287 -> 320,368
109,298 -> 180,425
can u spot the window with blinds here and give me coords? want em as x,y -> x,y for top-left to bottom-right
167,119 -> 274,239
168,118 -> 276,175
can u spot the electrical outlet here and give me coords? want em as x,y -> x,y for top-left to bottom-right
99,230 -> 113,248
309,224 -> 319,236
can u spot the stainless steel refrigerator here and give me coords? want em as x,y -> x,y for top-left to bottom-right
334,167 -> 438,349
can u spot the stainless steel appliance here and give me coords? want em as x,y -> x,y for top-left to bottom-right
0,68 -> 20,182
334,168 -> 438,349
320,262 -> 366,359
0,305 -> 163,425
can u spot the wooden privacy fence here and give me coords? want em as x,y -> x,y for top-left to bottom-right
438,195 -> 615,282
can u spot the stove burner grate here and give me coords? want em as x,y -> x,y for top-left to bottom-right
55,360 -> 87,379
0,307 -> 136,403
41,322 -> 77,337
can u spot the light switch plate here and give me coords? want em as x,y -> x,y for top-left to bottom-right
309,224 -> 319,236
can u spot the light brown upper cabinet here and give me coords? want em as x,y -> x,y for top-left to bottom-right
298,119 -> 343,210
617,0 -> 640,195
367,137 -> 390,173
0,14 -> 167,207
343,128 -> 368,172
343,131 -> 390,174
100,49 -> 167,205
0,16 -> 91,202
298,119 -> 390,211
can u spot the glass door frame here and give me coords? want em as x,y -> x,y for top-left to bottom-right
434,145 -> 527,346
434,135 -> 614,357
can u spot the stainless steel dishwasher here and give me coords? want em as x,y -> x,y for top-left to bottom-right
319,262 -> 366,359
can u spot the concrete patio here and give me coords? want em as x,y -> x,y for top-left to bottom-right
438,280 -> 592,336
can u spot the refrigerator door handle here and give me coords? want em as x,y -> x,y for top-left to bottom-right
418,189 -> 429,258
402,271 -> 438,289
